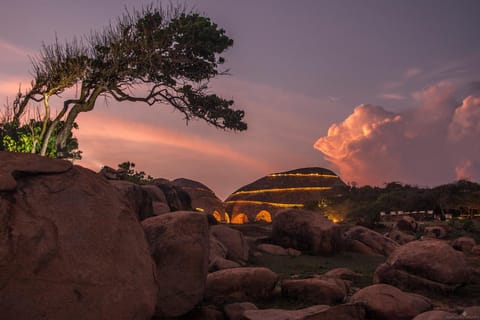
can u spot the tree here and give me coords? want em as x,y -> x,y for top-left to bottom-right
117,161 -> 153,185
2,4 -> 246,158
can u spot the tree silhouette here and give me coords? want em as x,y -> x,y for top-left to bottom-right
2,4 -> 246,158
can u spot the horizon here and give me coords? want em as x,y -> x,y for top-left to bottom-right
1,0 -> 480,199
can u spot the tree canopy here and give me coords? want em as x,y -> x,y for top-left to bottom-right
1,4 -> 246,158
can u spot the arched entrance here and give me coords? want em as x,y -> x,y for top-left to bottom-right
255,210 -> 272,222
231,213 -> 249,224
212,210 -> 222,222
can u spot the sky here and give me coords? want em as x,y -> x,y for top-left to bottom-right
1,0 -> 480,199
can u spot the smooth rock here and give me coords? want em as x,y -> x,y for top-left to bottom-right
345,226 -> 398,256
351,284 -> 432,320
281,278 -> 347,305
0,153 -> 157,320
271,208 -> 345,255
374,240 -> 471,293
142,211 -> 209,318
210,225 -> 249,264
206,267 -> 277,304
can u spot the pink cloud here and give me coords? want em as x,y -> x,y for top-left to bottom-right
378,93 -> 406,100
404,67 -> 422,78
314,82 -> 480,186
76,112 -> 272,172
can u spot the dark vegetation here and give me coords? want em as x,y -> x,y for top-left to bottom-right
1,3 -> 246,159
319,180 -> 480,227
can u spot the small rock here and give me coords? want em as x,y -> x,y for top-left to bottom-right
351,284 -> 432,320
224,302 -> 257,320
206,267 -> 278,305
451,237 -> 476,253
281,278 -> 347,305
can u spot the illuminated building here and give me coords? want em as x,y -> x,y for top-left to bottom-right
224,167 -> 345,223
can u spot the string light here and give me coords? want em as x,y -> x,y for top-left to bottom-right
231,186 -> 331,196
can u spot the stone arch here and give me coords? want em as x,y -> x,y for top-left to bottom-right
231,213 -> 249,224
212,210 -> 222,222
255,210 -> 272,223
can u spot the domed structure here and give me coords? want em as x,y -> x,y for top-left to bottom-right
172,178 -> 228,222
224,167 -> 346,223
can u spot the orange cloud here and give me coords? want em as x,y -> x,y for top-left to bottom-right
76,111 -> 272,173
314,82 -> 480,186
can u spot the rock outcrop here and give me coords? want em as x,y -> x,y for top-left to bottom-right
451,236 -> 476,253
153,178 -> 193,212
172,178 -> 228,222
374,240 -> 471,293
109,180 -> 154,221
412,310 -> 461,320
0,152 -> 157,320
205,267 -> 278,304
281,278 -> 347,305
345,226 -> 398,256
271,208 -> 345,255
142,211 -> 209,318
242,303 -> 365,320
210,225 -> 249,264
257,243 -> 301,256
351,284 -> 432,320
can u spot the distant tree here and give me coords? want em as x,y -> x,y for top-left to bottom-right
117,161 -> 153,185
2,3 -> 246,158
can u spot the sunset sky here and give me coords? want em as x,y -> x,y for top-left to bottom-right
1,0 -> 480,199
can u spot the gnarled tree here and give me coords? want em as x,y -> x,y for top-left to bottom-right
3,4 -> 246,158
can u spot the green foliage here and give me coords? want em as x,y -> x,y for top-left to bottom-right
0,119 -> 81,159
117,161 -> 153,185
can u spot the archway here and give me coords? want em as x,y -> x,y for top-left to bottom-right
212,210 -> 222,222
231,213 -> 249,224
255,210 -> 272,223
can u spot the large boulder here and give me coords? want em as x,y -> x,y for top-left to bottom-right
281,278 -> 347,305
109,180 -> 154,221
423,225 -> 449,239
451,236 -> 476,253
0,152 -> 157,320
374,240 -> 471,293
142,211 -> 209,318
412,310 -> 461,320
172,178 -> 227,222
224,302 -> 258,320
141,185 -> 171,215
153,179 -> 193,212
271,208 -> 345,255
242,303 -> 365,320
394,216 -> 418,233
388,229 -> 417,245
345,226 -> 398,256
205,267 -> 277,304
210,225 -> 249,264
351,284 -> 432,320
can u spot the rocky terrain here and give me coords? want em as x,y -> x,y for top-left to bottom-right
1,151 -> 479,320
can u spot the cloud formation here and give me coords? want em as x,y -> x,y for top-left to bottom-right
314,82 -> 480,186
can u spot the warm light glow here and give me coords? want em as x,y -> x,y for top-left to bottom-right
225,212 -> 231,224
255,210 -> 272,222
231,213 -> 249,224
225,200 -> 304,208
231,186 -> 332,196
213,210 -> 222,222
195,207 -> 204,212
268,173 -> 338,178
327,213 -> 343,223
